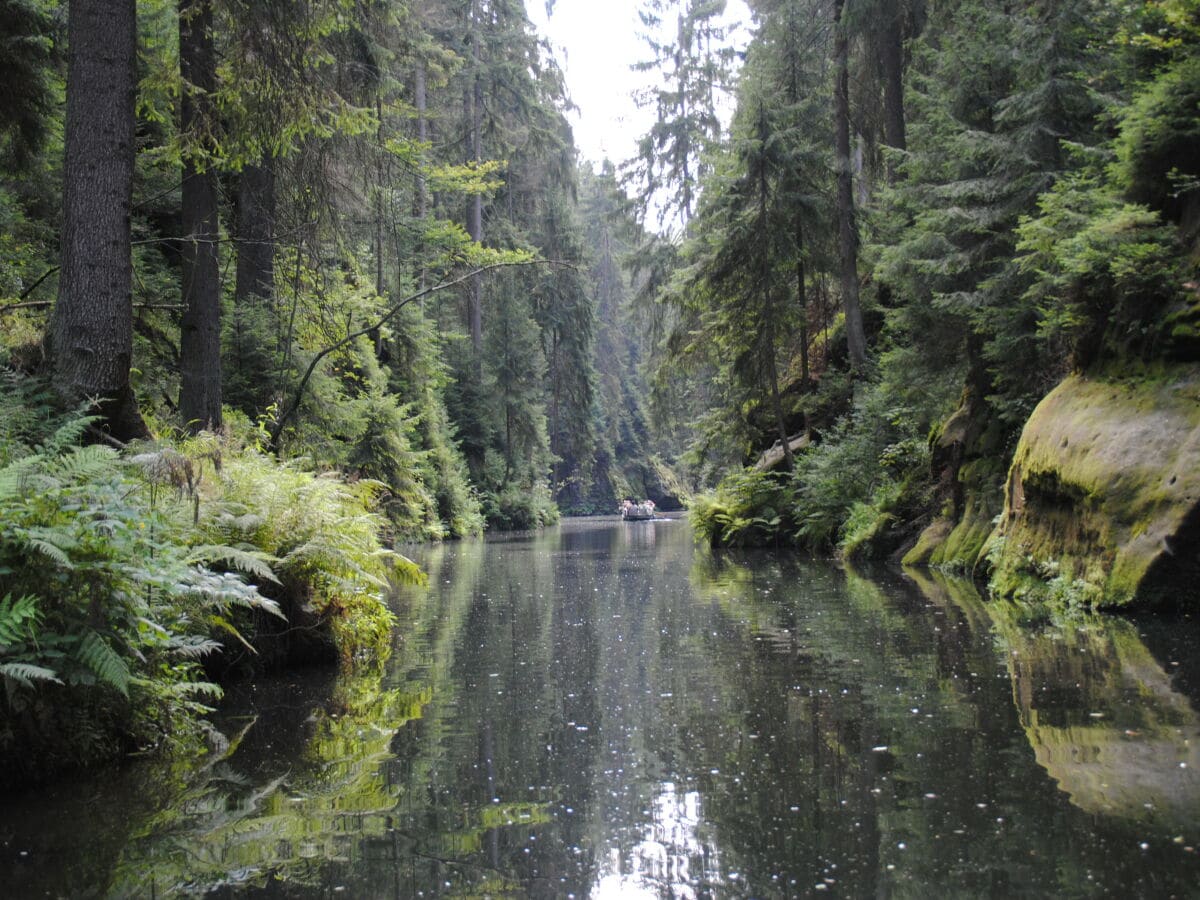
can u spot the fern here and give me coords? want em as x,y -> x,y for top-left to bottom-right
19,531 -> 75,568
75,631 -> 132,697
185,545 -> 281,584
167,635 -> 224,659
0,662 -> 62,688
51,444 -> 119,483
36,413 -> 97,457
177,568 -> 287,620
0,593 -> 41,645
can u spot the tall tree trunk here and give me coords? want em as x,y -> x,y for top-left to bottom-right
374,95 -> 386,301
178,0 -> 222,431
796,217 -> 810,390
414,62 -> 429,224
414,61 -> 429,293
466,5 -> 483,371
757,127 -> 791,470
233,160 -> 275,307
52,0 -> 148,441
230,158 -> 275,405
834,0 -> 869,372
879,0 -> 907,180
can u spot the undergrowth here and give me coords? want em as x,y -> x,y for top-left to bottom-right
0,372 -> 420,788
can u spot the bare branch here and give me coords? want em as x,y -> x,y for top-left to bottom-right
266,258 -> 572,450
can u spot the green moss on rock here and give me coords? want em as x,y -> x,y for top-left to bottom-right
989,367 -> 1200,608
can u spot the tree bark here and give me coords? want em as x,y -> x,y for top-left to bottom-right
52,0 -> 148,441
758,131 -> 792,470
466,30 -> 484,370
233,160 -> 275,307
834,0 -> 869,372
415,61 -> 429,224
879,0 -> 907,180
178,0 -> 223,431
796,217 -> 810,390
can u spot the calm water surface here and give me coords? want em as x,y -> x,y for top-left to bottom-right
3,516 -> 1200,897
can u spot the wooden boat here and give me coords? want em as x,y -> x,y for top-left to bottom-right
621,501 -> 656,521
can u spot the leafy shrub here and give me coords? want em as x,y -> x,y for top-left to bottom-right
790,385 -> 929,551
0,374 -> 421,784
482,482 -> 560,531
0,410 -> 277,783
689,469 -> 792,547
189,435 -> 423,666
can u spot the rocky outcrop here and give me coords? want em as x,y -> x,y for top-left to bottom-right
988,368 -> 1200,607
902,386 -> 1007,571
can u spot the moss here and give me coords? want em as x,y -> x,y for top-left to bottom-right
989,367 -> 1200,608
929,508 -> 992,571
902,517 -> 953,566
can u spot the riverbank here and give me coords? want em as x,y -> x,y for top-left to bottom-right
0,387 -> 421,790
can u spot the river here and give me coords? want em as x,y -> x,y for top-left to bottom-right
3,515 -> 1200,897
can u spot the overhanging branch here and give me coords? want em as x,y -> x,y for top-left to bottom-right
266,258 -> 571,450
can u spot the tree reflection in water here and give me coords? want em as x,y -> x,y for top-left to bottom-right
1,518 -> 1199,897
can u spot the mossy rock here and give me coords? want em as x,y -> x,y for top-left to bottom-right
902,516 -> 953,567
904,409 -> 1007,571
989,367 -> 1200,607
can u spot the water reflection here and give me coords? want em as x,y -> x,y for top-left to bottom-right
910,570 -> 1200,831
1,518 -> 1199,897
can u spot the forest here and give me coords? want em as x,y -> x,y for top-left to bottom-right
0,0 -> 1198,785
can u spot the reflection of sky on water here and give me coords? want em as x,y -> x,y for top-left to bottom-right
593,784 -> 717,900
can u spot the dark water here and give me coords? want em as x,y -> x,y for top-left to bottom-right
3,516 -> 1200,898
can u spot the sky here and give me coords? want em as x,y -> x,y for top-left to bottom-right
526,0 -> 752,172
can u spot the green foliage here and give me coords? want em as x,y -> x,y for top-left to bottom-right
789,386 -> 930,549
689,469 -> 791,547
193,438 -> 421,659
0,373 -> 415,784
1115,53 -> 1200,219
0,0 -> 59,170
0,405 -> 235,776
1016,166 -> 1187,366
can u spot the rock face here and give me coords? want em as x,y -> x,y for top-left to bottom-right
902,388 -> 1007,571
989,368 -> 1200,607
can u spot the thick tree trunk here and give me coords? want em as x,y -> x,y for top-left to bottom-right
229,158 -> 275,405
879,0 -> 907,180
52,0 -> 148,441
178,0 -> 223,431
834,0 -> 869,372
463,0 -> 484,373
758,148 -> 792,470
233,160 -> 275,307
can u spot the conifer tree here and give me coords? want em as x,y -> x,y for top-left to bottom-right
52,0 -> 148,440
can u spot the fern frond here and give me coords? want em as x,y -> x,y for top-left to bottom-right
0,662 -> 63,688
0,593 -> 41,645
51,444 -> 119,483
76,631 -> 131,697
390,553 -> 427,587
21,534 -> 74,568
208,615 -> 258,654
172,679 -> 223,700
0,454 -> 45,499
242,594 -> 286,620
185,545 -> 281,584
37,413 -> 98,457
167,635 -> 224,659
